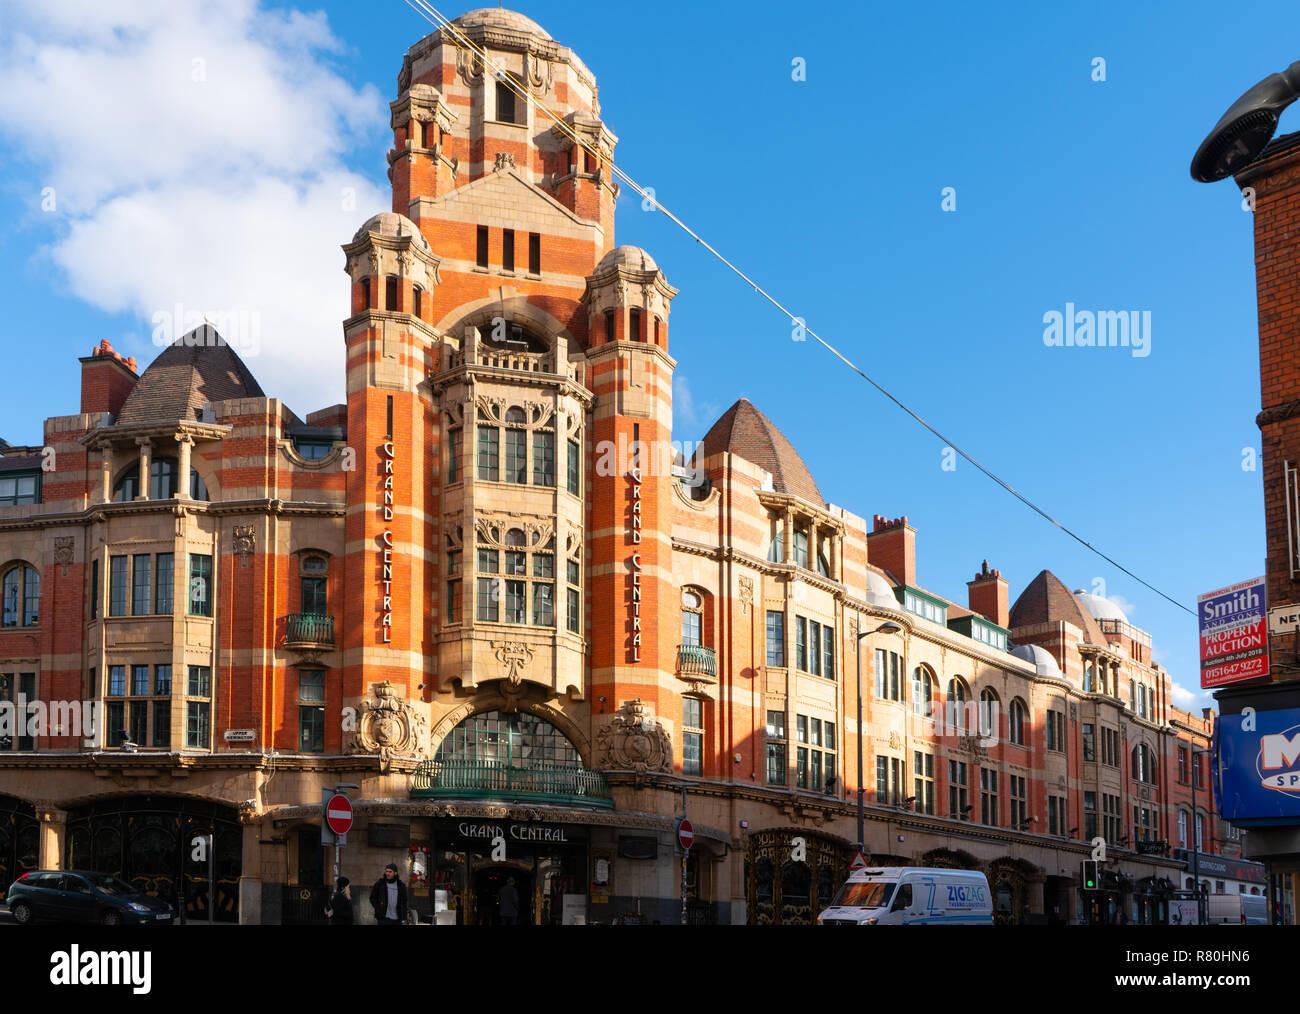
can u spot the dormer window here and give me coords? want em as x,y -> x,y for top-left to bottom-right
0,471 -> 39,506
495,78 -> 524,125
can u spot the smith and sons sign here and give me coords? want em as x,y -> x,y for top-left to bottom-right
1198,577 -> 1268,689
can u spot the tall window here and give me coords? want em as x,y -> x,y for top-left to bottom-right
385,275 -> 398,310
793,527 -> 809,569
767,517 -> 784,563
629,307 -> 642,341
476,540 -> 499,622
978,688 -> 999,740
795,617 -> 807,671
1045,709 -> 1066,754
604,309 -> 615,342
1178,809 -> 1188,849
1083,662 -> 1094,693
948,760 -> 970,819
876,650 -> 903,701
504,408 -> 528,484
189,554 -> 212,617
877,755 -> 904,805
682,697 -> 703,775
809,623 -> 821,677
0,672 -> 36,751
1049,796 -> 1069,836
477,421 -> 500,481
1133,805 -> 1154,842
914,750 -> 935,814
912,665 -> 933,715
946,678 -> 968,734
1008,698 -> 1026,745
532,430 -> 555,487
1192,751 -> 1205,789
1132,743 -> 1156,784
797,716 -> 835,793
980,768 -> 999,826
681,590 -> 703,647
502,229 -> 515,273
129,554 -> 151,617
528,232 -> 541,275
566,559 -> 580,634
299,670 -> 325,753
822,623 -> 835,680
766,711 -> 787,786
1082,723 -> 1096,762
447,428 -> 463,484
90,559 -> 99,620
495,79 -> 519,124
766,610 -> 785,667
1102,793 -> 1122,843
1195,812 -> 1204,850
186,665 -> 211,749
476,225 -> 489,268
567,438 -> 581,496
154,553 -> 174,615
413,284 -> 423,319
1084,791 -> 1098,841
1009,775 -> 1028,828
301,559 -> 327,616
1,565 -> 39,627
1101,726 -> 1119,767
1178,746 -> 1189,783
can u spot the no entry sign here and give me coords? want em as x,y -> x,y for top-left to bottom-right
676,817 -> 694,852
325,794 -> 354,836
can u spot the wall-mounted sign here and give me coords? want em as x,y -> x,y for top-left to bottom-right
380,441 -> 395,644
1268,604 -> 1300,635
1198,577 -> 1268,689
456,822 -> 573,843
1215,707 -> 1300,821
223,729 -> 256,742
628,465 -> 642,663
367,823 -> 410,848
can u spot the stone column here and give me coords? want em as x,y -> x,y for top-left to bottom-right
100,448 -> 113,504
782,512 -> 793,565
176,434 -> 193,500
136,437 -> 153,500
36,804 -> 67,870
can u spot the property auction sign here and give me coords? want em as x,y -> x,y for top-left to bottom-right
1198,577 -> 1268,689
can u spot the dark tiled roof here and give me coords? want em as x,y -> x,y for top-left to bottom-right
1008,569 -> 1106,644
698,399 -> 824,506
117,329 -> 264,425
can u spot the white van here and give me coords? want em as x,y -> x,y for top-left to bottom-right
817,867 -> 993,925
1206,894 -> 1268,925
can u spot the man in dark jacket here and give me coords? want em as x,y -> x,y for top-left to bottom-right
328,876 -> 353,925
498,876 -> 519,926
370,863 -> 407,925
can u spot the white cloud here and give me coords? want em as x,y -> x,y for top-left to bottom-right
673,375 -> 720,439
1170,682 -> 1202,709
1109,594 -> 1138,618
0,0 -> 389,415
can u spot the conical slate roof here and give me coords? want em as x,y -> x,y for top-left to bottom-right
698,398 -> 824,506
1008,569 -> 1107,645
117,328 -> 264,425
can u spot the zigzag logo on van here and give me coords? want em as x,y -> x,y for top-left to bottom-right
1257,725 -> 1300,793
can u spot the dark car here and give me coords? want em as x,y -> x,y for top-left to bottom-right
6,871 -> 174,925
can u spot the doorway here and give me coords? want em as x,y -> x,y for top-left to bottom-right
473,867 -> 532,926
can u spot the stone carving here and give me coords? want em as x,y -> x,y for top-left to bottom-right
53,537 -> 74,568
526,52 -> 553,93
344,681 -> 431,772
888,730 -> 902,751
593,699 -> 672,774
958,734 -> 989,761
493,641 -> 535,710
494,152 -> 516,172
474,395 -> 507,424
739,576 -> 753,614
233,525 -> 255,567
475,514 -> 554,551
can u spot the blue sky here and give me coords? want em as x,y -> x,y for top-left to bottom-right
0,0 -> 1289,712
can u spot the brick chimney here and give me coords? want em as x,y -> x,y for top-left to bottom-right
866,515 -> 916,588
967,560 -> 1009,628
79,339 -> 138,417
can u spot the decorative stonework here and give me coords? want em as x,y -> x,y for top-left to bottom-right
343,681 -> 431,773
958,734 -> 989,761
888,730 -> 902,751
493,641 -> 535,710
53,537 -> 74,570
233,525 -> 255,567
494,152 -> 517,172
475,514 -> 554,551
593,699 -> 672,774
739,576 -> 753,614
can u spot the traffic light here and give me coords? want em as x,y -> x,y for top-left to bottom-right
1081,860 -> 1099,891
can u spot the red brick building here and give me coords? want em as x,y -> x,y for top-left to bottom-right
0,7 -> 1252,925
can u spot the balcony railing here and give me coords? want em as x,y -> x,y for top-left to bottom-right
411,760 -> 613,808
284,613 -> 335,649
441,349 -> 586,387
677,644 -> 718,680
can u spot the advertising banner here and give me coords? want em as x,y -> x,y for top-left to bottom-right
1198,577 -> 1269,689
1214,708 -> 1300,821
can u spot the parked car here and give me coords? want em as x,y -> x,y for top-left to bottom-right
6,871 -> 174,925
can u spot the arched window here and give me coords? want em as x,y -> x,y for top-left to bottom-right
681,588 -> 703,647
978,688 -> 999,739
1178,809 -> 1188,849
1008,698 -> 1026,746
434,709 -> 583,770
912,666 -> 935,717
1132,743 -> 1157,784
946,678 -> 969,733
1,565 -> 39,627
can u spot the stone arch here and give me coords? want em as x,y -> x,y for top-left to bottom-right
428,694 -> 593,767
434,295 -> 580,352
922,847 -> 981,870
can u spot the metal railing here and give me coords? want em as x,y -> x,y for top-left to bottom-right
411,760 -> 613,808
677,644 -> 718,678
284,613 -> 335,647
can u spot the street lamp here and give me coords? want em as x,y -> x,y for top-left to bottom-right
855,613 -> 904,856
1191,60 -> 1300,181
1189,747 -> 1212,925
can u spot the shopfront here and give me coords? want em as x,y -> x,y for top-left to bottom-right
418,819 -> 590,925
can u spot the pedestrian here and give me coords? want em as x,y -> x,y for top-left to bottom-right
327,876 -> 353,925
498,875 -> 519,926
370,863 -> 407,925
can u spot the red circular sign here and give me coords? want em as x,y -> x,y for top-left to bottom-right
677,818 -> 694,851
326,794 -> 353,835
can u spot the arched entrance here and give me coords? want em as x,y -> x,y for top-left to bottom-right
745,829 -> 847,925
0,796 -> 37,892
65,796 -> 241,922
988,858 -> 1035,925
922,847 -> 980,870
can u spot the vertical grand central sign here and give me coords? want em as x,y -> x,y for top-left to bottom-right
628,464 -> 642,663
380,441 -> 395,644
